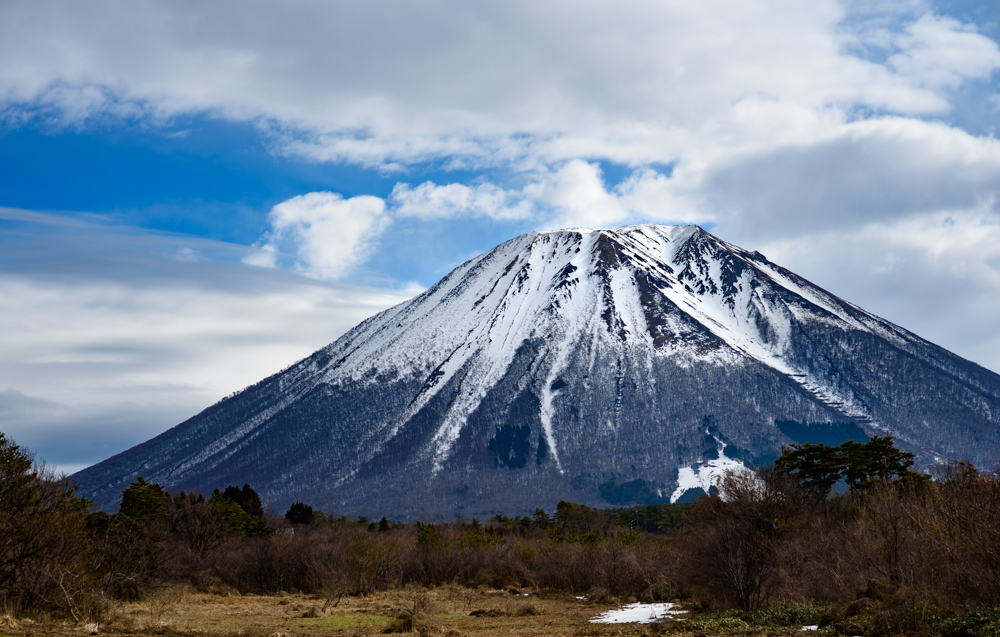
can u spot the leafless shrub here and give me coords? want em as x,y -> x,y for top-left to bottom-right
146,586 -> 181,624
678,466 -> 813,611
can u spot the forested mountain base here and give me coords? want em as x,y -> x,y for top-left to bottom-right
5,431 -> 1000,636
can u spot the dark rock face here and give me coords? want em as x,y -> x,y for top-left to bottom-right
73,225 -> 1000,517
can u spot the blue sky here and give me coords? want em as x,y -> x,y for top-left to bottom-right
0,114 -> 537,282
1,0 -> 999,473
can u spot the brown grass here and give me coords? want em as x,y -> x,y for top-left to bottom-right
0,584 -> 676,637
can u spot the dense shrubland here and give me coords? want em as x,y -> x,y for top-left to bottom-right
3,430 -> 1000,635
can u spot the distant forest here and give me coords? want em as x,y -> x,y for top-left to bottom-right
3,431 -> 1000,636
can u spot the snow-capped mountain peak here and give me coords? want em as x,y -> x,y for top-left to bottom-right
74,225 -> 1000,517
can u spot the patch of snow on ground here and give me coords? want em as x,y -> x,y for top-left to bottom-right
590,602 -> 687,624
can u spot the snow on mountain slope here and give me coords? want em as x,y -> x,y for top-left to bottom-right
311,225 -> 878,458
73,225 -> 1000,516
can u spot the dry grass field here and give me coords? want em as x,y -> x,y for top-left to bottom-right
0,586 -> 708,637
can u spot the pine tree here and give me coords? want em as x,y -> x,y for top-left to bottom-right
209,489 -> 272,537
776,435 -> 926,497
119,477 -> 169,524
284,501 -> 314,525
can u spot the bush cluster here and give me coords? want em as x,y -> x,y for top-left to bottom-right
3,430 -> 1000,634
0,433 -> 155,620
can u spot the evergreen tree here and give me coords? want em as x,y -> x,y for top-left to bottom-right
285,501 -> 314,525
774,443 -> 844,498
840,436 -> 917,491
776,435 -> 925,496
239,483 -> 264,518
208,489 -> 272,537
532,507 -> 552,529
221,483 -> 265,519
119,477 -> 170,524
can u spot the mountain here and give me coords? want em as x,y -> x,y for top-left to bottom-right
73,225 -> 1000,517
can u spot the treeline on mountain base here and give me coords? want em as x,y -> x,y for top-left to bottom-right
3,431 -> 1000,636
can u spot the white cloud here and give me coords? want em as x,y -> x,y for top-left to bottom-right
242,243 -> 278,269
390,181 -> 533,220
0,210 -> 415,472
247,192 -> 388,280
612,168 -> 708,226
696,117 -> 1000,240
888,13 -> 1000,91
246,164 -> 695,272
530,160 -> 631,229
380,112 -> 1000,238
1,2 -> 996,168
384,162 -> 700,231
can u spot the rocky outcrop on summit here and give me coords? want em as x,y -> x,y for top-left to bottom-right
74,225 -> 1000,516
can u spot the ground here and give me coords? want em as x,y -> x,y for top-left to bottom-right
0,586 -> 815,637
